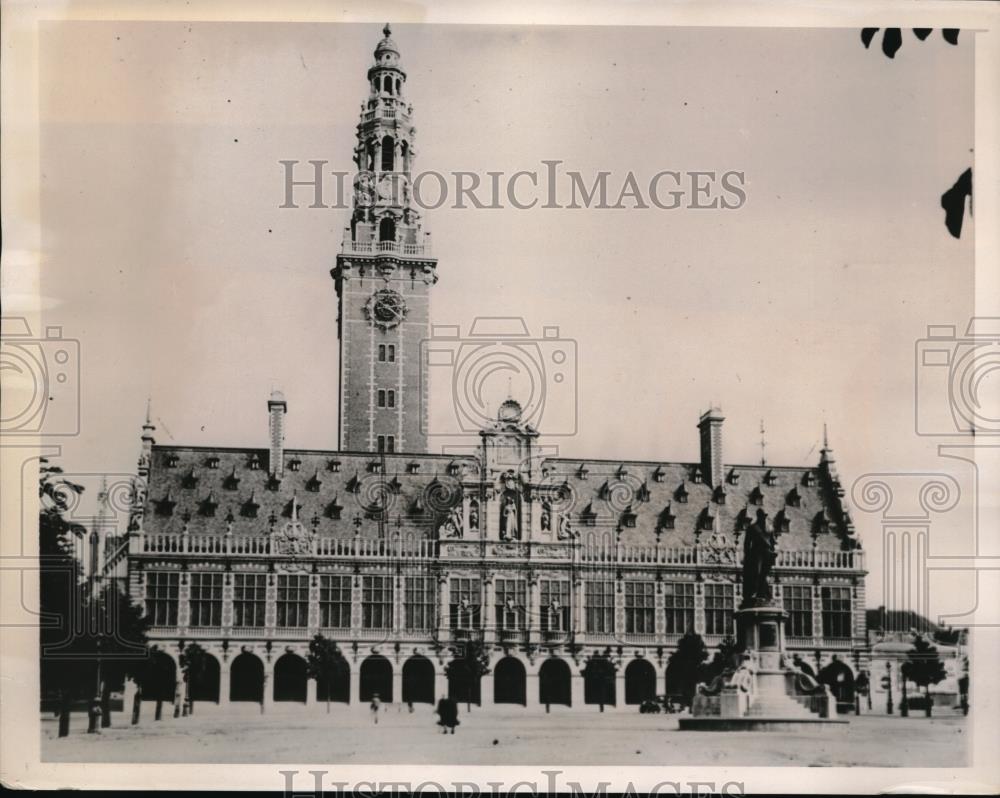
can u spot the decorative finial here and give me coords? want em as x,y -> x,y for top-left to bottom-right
383,22 -> 392,38
145,397 -> 152,425
823,422 -> 829,450
759,418 -> 767,466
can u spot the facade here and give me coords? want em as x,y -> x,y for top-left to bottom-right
121,24 -> 869,711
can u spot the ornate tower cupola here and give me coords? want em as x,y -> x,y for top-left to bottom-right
333,23 -> 438,454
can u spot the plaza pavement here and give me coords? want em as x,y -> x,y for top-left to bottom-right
41,703 -> 969,767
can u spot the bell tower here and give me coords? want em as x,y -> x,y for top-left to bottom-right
332,23 -> 437,454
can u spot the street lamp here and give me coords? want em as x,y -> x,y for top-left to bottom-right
883,662 -> 893,715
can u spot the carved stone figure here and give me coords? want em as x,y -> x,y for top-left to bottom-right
468,500 -> 479,531
742,509 -> 776,603
439,507 -> 463,539
500,494 -> 519,541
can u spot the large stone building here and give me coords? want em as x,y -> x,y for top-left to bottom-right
120,24 -> 869,712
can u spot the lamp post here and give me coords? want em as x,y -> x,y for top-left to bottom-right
86,525 -> 103,733
884,662 -> 893,715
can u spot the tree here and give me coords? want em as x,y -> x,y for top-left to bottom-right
581,650 -> 617,711
901,634 -> 948,717
306,634 -> 349,713
666,631 -> 710,707
38,460 -> 87,737
444,639 -> 491,711
180,642 -> 210,716
699,636 -> 739,686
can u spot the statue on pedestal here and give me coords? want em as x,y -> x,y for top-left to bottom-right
742,509 -> 776,604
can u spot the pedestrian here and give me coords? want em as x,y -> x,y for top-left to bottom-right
436,694 -> 459,734
370,692 -> 381,725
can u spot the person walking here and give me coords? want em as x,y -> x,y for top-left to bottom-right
436,695 -> 459,734
370,693 -> 381,725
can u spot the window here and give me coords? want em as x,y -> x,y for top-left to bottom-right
663,581 -> 695,635
377,345 -> 397,363
377,435 -> 385,452
380,136 -> 394,171
404,576 -> 435,631
495,578 -> 526,631
144,572 -> 179,626
704,583 -> 734,636
388,345 -> 396,362
232,573 -> 266,627
386,435 -> 395,453
625,581 -> 656,634
378,390 -> 386,408
319,574 -> 352,629
540,579 -> 570,632
585,580 -> 614,634
277,574 -> 309,627
189,572 -> 222,627
363,575 -> 393,630
387,390 -> 395,408
821,586 -> 852,639
784,585 -> 813,638
449,578 -> 481,631
379,345 -> 386,362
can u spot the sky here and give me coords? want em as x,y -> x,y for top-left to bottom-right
32,21 -> 977,619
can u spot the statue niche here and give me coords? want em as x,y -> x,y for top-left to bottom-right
499,490 -> 521,541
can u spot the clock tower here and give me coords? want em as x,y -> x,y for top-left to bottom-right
332,24 -> 437,454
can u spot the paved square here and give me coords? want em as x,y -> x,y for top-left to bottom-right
41,705 -> 969,767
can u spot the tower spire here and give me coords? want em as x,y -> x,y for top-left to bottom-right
759,418 -> 767,466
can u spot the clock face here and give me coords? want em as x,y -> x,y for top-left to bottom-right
366,289 -> 407,329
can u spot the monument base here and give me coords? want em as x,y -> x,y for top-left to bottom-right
679,602 -> 846,732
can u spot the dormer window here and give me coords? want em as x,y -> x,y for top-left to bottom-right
199,492 -> 218,517
812,510 -> 830,535
387,475 -> 403,494
691,466 -> 703,484
223,467 -> 240,491
727,468 -> 740,486
764,469 -> 778,486
327,459 -> 342,473
580,502 -> 598,527
407,462 -> 421,474
325,495 -> 344,520
698,506 -> 716,532
207,456 -> 220,470
346,473 -> 361,493
410,495 -> 425,515
675,483 -> 689,504
774,508 -> 791,534
749,485 -> 764,506
283,497 -> 303,518
577,464 -> 590,480
447,462 -> 461,477
637,482 -> 651,503
368,460 -> 383,474
616,464 -> 629,479
803,471 -> 817,488
658,504 -> 676,531
266,474 -> 281,491
248,453 -> 261,471
652,466 -> 666,483
306,471 -> 323,492
786,486 -> 801,508
621,505 -> 637,528
713,485 -> 727,504
166,454 -> 180,468
154,490 -> 176,516
288,459 -> 302,472
735,506 -> 751,531
181,468 -> 199,489
241,490 -> 260,519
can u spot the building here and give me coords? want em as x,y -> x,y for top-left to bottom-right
122,24 -> 869,712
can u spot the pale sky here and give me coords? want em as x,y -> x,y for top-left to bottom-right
36,21 -> 976,618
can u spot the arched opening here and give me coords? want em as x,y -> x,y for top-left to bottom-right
818,660 -> 856,713
538,658 -> 571,707
583,657 -> 616,706
395,77 -> 401,94
402,655 -> 435,705
625,659 -> 657,705
189,652 -> 221,703
140,652 -> 177,702
230,652 -> 265,703
381,135 -> 394,172
493,657 -> 526,706
383,75 -> 392,94
274,653 -> 308,703
400,141 -> 409,173
379,217 -> 395,242
316,656 -> 351,704
360,655 -> 393,703
446,660 -> 481,706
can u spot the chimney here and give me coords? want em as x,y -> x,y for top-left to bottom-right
698,406 -> 725,488
268,390 -> 287,477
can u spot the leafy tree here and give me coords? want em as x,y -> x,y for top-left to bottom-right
901,634 -> 948,717
581,650 -> 617,711
699,636 -> 739,685
666,631 -> 710,707
180,642 -> 210,716
444,639 -> 491,711
306,634 -> 349,713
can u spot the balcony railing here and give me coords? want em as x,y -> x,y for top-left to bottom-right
580,543 -> 864,571
340,238 -> 432,257
138,532 -> 437,559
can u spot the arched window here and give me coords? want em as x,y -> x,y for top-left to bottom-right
381,136 -> 394,171
400,140 -> 409,172
379,217 -> 396,242
395,77 -> 401,94
383,75 -> 392,94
